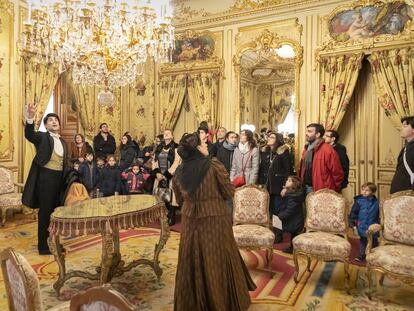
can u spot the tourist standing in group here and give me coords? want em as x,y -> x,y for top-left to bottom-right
230,129 -> 260,186
119,134 -> 137,171
172,133 -> 256,311
22,104 -> 69,255
216,131 -> 238,174
96,155 -> 121,197
390,116 -> 414,193
259,132 -> 292,242
93,123 -> 116,159
69,133 -> 92,164
300,123 -> 343,194
198,123 -> 217,157
324,130 -> 350,190
152,129 -> 181,225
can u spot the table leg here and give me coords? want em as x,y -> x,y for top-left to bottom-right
48,235 -> 66,295
153,212 -> 171,281
100,231 -> 114,285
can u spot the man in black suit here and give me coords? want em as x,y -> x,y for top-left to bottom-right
22,104 -> 69,255
93,123 -> 116,159
324,130 -> 350,190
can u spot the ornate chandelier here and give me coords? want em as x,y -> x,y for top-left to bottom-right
19,0 -> 174,94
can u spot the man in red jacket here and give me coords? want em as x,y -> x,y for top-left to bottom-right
300,123 -> 344,193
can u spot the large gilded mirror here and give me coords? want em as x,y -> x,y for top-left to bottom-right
234,29 -> 303,168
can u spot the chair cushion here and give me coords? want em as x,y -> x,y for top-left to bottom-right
16,253 -> 43,310
0,193 -> 23,207
233,224 -> 275,248
292,232 -> 351,259
0,167 -> 14,195
233,186 -> 269,225
367,245 -> 414,277
5,259 -> 28,311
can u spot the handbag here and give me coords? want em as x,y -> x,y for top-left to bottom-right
232,150 -> 253,188
153,179 -> 172,203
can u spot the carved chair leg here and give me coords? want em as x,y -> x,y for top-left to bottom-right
293,250 -> 300,283
1,207 -> 7,226
267,247 -> 273,272
366,267 -> 373,300
344,261 -> 350,294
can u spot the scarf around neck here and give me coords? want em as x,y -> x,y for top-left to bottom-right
238,142 -> 250,154
175,151 -> 211,198
223,141 -> 237,151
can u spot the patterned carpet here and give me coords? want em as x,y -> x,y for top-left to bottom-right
1,214 -> 414,311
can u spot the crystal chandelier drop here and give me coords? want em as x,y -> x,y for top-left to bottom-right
19,0 -> 174,95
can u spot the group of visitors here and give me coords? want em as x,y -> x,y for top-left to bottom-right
21,100 -> 414,310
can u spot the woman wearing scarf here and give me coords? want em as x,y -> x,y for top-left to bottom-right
69,133 -> 92,163
216,131 -> 238,173
230,129 -> 260,185
172,133 -> 256,311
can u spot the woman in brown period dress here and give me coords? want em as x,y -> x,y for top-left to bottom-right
172,133 -> 256,311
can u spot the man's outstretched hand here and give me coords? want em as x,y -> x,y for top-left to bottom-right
25,103 -> 36,120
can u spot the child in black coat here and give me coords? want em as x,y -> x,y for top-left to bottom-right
278,175 -> 305,254
78,151 -> 99,198
96,154 -> 121,197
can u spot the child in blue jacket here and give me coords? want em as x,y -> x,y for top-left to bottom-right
349,182 -> 380,261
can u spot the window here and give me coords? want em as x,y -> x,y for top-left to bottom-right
38,95 -> 54,132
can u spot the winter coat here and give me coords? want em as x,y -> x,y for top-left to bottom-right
349,195 -> 379,237
93,133 -> 116,159
119,143 -> 137,171
78,161 -> 99,191
121,171 -> 147,194
216,144 -> 235,174
390,140 -> 414,193
333,143 -> 350,189
300,140 -> 344,192
96,165 -> 121,196
277,190 -> 305,233
69,141 -> 92,163
207,141 -> 218,158
259,145 -> 292,194
230,147 -> 260,185
152,146 -> 182,206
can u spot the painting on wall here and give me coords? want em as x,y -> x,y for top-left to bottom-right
172,33 -> 215,63
329,1 -> 413,42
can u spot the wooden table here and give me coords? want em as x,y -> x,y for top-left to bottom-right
47,195 -> 170,295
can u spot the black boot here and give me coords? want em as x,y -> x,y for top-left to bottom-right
273,227 -> 283,243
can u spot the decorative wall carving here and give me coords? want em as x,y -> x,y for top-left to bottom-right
229,0 -> 284,11
0,0 -> 14,161
173,3 -> 211,23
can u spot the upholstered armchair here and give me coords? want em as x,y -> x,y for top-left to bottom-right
232,184 -> 274,270
0,165 -> 26,226
292,189 -> 350,292
70,283 -> 137,311
366,190 -> 414,297
0,247 -> 69,311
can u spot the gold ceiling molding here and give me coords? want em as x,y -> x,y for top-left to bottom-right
173,3 -> 211,24
317,0 -> 414,56
174,0 -> 323,29
229,0 -> 284,11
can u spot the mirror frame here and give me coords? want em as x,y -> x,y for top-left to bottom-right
233,29 -> 303,171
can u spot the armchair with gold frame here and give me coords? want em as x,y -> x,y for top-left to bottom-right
292,189 -> 351,292
366,190 -> 414,298
232,184 -> 274,270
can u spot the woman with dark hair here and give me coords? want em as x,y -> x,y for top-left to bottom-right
172,133 -> 256,311
124,131 -> 140,156
69,133 -> 92,163
266,132 -> 293,243
230,129 -> 260,185
119,134 -> 137,171
152,129 -> 181,225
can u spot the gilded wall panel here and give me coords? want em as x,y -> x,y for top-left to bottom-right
0,1 -> 14,161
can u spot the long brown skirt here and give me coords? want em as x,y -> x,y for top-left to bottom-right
174,215 -> 256,311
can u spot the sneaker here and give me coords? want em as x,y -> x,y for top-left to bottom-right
355,256 -> 365,262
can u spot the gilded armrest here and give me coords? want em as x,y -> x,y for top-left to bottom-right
366,224 -> 382,255
14,182 -> 24,188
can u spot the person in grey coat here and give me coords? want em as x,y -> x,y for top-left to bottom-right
230,129 -> 260,185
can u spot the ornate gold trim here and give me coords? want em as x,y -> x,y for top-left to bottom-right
0,0 -> 15,161
173,3 -> 211,24
317,0 -> 414,55
233,29 -> 303,169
